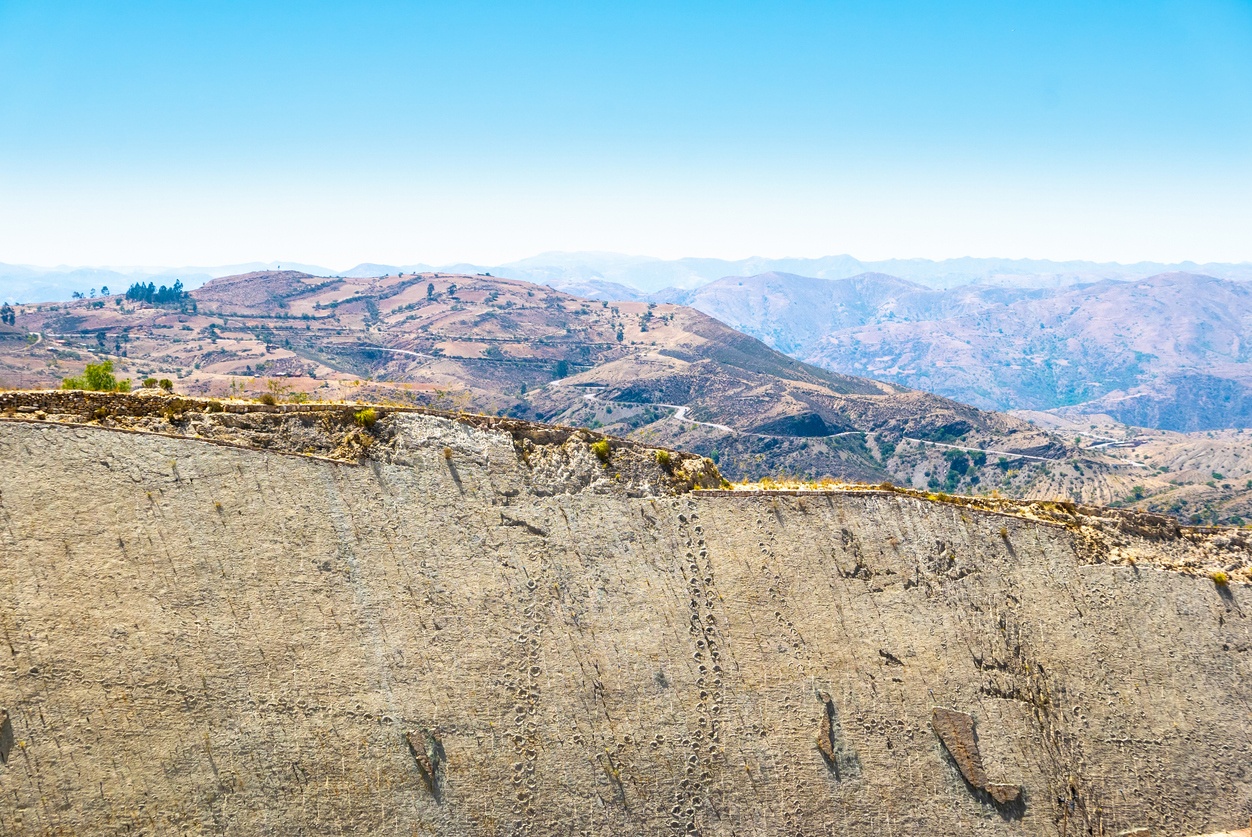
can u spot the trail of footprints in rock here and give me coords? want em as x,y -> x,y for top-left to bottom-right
758,511 -> 813,833
662,500 -> 726,836
505,569 -> 545,835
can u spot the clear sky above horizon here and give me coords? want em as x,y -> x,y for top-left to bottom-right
1,0 -> 1250,268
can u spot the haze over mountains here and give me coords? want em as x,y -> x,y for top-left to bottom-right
685,270 -> 1252,432
7,255 -> 1251,440
5,268 -> 1252,525
1,269 -> 1057,481
5,251 -> 1252,304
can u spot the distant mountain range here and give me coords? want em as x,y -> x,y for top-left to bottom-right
4,252 -> 1251,303
4,267 -> 1252,523
0,268 -> 1084,495
684,270 -> 1252,432
6,255 -> 1252,433
0,261 -> 333,305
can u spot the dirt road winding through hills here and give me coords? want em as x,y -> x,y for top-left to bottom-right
904,436 -> 1063,463
548,380 -> 871,440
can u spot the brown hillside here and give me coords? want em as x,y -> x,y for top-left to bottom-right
0,269 -> 1202,516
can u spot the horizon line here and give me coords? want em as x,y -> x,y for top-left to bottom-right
4,251 -> 1252,275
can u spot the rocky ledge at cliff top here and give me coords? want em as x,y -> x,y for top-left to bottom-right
0,389 -> 724,497
0,391 -> 1249,835
4,390 -> 1246,583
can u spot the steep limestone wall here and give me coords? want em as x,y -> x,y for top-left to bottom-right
0,412 -> 1249,836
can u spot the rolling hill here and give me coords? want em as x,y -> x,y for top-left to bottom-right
3,269 -> 1249,523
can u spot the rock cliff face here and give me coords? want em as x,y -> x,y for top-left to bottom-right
0,396 -> 1249,836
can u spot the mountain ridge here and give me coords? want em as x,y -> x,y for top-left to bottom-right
687,269 -> 1252,432
4,268 -> 1251,523
6,252 -> 1252,304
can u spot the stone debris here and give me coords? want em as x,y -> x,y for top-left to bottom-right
931,707 -> 1021,805
405,729 -> 445,800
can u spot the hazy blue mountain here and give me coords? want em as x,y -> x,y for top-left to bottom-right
0,261 -> 334,303
678,272 -> 926,354
688,270 -> 1252,431
257,252 -> 1252,297
487,253 -> 1252,295
5,251 -> 1251,305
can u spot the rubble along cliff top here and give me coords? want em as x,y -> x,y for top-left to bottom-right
3,388 -> 1249,585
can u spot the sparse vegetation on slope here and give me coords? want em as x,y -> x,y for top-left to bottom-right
7,270 -> 1248,522
60,360 -> 131,392
692,270 -> 1252,432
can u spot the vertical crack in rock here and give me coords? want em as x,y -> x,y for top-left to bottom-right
405,728 -> 445,801
931,707 -> 1022,806
815,692 -> 859,780
0,709 -> 13,765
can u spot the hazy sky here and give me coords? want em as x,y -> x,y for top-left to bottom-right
1,0 -> 1250,267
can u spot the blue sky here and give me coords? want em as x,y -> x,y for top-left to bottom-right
1,0 -> 1249,266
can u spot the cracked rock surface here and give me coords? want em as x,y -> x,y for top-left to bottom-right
0,401 -> 1250,835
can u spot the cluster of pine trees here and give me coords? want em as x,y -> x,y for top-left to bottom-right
124,279 -> 193,308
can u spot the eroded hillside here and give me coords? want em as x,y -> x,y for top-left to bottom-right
1,270 -> 1185,518
688,271 -> 1252,431
0,394 -> 1249,836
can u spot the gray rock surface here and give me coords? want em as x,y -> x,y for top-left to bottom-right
0,406 -> 1249,835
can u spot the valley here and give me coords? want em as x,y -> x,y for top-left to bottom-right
683,270 -> 1252,431
3,269 -> 1250,524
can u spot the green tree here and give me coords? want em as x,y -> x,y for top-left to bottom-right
61,360 -> 132,392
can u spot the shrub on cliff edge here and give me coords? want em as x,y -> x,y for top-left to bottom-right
61,360 -> 131,392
